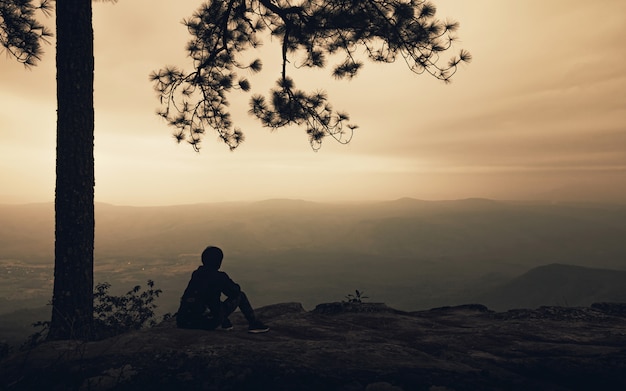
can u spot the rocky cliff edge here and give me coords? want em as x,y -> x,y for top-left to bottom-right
1,302 -> 625,391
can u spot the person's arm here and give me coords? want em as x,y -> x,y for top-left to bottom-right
220,272 -> 241,298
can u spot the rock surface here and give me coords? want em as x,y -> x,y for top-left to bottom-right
1,302 -> 626,390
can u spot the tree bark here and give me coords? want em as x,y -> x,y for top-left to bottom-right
48,0 -> 95,340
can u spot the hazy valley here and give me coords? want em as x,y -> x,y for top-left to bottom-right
2,198 -> 626,345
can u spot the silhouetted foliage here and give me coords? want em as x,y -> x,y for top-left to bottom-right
92,279 -> 165,339
21,320 -> 48,350
151,0 -> 470,151
24,280 -> 168,347
344,289 -> 369,303
0,0 -> 53,66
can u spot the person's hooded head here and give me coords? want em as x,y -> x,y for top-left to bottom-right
201,246 -> 224,270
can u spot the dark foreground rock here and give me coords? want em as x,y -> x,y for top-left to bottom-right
1,302 -> 625,390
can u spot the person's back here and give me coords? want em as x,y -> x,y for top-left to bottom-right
177,263 -> 241,329
177,266 -> 221,329
176,246 -> 269,333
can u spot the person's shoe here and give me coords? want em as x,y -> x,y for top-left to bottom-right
220,318 -> 234,331
248,320 -> 269,334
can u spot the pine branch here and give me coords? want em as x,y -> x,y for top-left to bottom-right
152,0 -> 470,151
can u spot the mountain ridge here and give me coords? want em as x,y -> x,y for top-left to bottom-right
475,263 -> 626,311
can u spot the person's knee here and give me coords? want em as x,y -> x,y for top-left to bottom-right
224,292 -> 242,304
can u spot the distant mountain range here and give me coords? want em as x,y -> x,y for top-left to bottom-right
2,198 -> 626,264
1,198 -> 626,330
473,263 -> 626,311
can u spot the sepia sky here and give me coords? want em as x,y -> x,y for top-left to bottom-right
1,0 -> 625,206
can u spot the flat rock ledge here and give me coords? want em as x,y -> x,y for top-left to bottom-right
1,302 -> 625,391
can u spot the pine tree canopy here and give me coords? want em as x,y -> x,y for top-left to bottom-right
150,0 -> 471,152
0,0 -> 53,66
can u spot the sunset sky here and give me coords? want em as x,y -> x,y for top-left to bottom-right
1,0 -> 625,206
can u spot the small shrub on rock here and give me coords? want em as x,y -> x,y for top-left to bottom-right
24,280 -> 167,346
93,280 -> 163,339
344,289 -> 369,304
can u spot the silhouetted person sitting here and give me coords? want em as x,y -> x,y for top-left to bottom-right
176,246 -> 269,333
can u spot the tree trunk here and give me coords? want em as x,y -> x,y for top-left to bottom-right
47,0 -> 95,340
